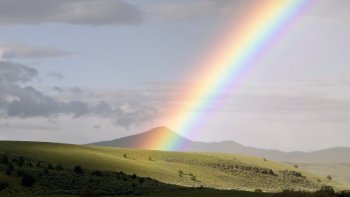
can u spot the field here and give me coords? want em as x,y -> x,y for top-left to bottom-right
0,141 -> 347,196
295,163 -> 350,185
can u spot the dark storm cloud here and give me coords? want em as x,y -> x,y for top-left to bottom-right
0,0 -> 143,26
0,61 -> 159,128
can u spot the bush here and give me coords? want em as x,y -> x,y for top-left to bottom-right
17,170 -> 23,177
18,156 -> 25,167
8,163 -> 15,171
294,164 -> 299,169
79,190 -> 101,197
73,165 -> 84,175
132,174 -> 137,179
48,163 -> 54,170
21,173 -> 35,187
123,153 -> 127,158
56,164 -> 63,170
327,175 -> 332,181
0,181 -> 9,191
339,190 -> 350,197
255,189 -> 263,192
91,170 -> 102,176
2,154 -> 9,164
191,176 -> 197,181
178,170 -> 184,177
318,185 -> 335,195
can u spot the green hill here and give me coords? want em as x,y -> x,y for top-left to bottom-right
0,141 -> 346,195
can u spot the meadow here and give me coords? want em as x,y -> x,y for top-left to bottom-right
0,141 -> 347,196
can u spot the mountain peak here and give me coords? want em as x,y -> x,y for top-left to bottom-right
144,126 -> 176,135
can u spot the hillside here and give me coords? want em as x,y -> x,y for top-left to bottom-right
91,127 -> 350,163
0,141 -> 345,194
295,163 -> 350,185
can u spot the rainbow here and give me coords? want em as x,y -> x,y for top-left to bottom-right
148,0 -> 313,151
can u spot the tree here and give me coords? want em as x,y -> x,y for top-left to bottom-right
21,173 -> 35,187
2,154 -> 9,164
73,165 -> 84,175
48,163 -> 54,170
18,156 -> 25,167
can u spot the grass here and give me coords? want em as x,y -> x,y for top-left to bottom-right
292,162 -> 350,185
0,141 -> 347,195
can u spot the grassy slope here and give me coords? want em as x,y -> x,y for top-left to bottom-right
294,163 -> 350,185
0,141 -> 345,192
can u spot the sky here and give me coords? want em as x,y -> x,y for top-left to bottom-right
0,0 -> 350,152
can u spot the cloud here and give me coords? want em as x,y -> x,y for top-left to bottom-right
147,0 -> 255,21
0,44 -> 70,59
0,0 -> 143,26
0,61 -> 159,129
141,80 -> 350,123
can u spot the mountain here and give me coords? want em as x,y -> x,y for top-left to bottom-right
90,126 -> 350,163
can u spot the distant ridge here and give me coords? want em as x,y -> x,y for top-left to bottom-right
90,127 -> 350,163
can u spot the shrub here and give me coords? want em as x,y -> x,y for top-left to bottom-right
132,174 -> 137,179
316,178 -> 321,183
263,158 -> 267,162
73,165 -> 84,175
56,164 -> 63,170
255,189 -> 263,192
327,175 -> 332,181
123,153 -> 127,158
79,190 -> 101,197
189,173 -> 194,177
178,170 -> 184,177
149,157 -> 152,161
21,173 -> 35,187
47,163 -> 54,170
2,154 -> 9,164
18,156 -> 25,167
318,185 -> 335,195
8,163 -> 15,171
0,181 -> 8,191
339,190 -> 350,197
91,170 -> 102,176
17,170 -> 23,177
191,176 -> 197,181
294,164 -> 299,169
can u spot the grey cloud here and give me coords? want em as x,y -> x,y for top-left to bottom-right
148,0 -> 255,21
47,72 -> 64,80
0,0 -> 143,26
141,80 -> 350,123
0,44 -> 70,59
0,61 -> 38,83
0,61 -> 159,129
